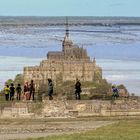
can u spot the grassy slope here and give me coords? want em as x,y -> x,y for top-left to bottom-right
26,120 -> 140,140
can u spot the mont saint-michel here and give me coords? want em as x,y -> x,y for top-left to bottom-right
24,22 -> 102,90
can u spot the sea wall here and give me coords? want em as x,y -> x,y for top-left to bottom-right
0,99 -> 140,118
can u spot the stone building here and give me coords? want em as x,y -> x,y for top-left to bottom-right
23,22 -> 102,89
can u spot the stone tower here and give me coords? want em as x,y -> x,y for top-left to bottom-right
62,18 -> 73,52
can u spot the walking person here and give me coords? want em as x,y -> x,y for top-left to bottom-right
4,85 -> 10,101
48,78 -> 53,100
16,84 -> 22,101
75,79 -> 82,100
10,83 -> 15,101
29,80 -> 35,101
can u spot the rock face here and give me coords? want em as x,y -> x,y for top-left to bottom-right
23,24 -> 102,90
119,88 -> 129,97
0,103 -> 34,118
41,98 -> 140,118
42,100 -> 78,118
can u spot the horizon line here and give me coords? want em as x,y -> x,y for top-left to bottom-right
0,15 -> 140,18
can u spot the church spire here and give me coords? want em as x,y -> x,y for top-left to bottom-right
65,17 -> 69,38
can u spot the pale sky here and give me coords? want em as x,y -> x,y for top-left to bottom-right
0,0 -> 139,17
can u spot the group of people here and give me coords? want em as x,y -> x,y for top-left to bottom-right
23,80 -> 35,101
4,80 -> 35,101
3,78 -> 81,101
3,79 -> 54,101
3,78 -> 119,101
4,83 -> 22,101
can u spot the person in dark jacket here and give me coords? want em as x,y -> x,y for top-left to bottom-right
29,80 -> 35,101
10,83 -> 15,101
16,84 -> 22,100
48,78 -> 53,100
75,79 -> 82,100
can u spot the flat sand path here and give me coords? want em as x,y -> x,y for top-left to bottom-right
0,120 -> 115,140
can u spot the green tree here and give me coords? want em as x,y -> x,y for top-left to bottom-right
14,74 -> 24,86
5,79 -> 14,86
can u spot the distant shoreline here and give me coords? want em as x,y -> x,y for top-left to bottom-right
1,16 -> 140,26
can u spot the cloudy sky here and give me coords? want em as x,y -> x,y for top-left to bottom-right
0,0 -> 139,17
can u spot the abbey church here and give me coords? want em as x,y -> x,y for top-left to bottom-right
23,22 -> 102,88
